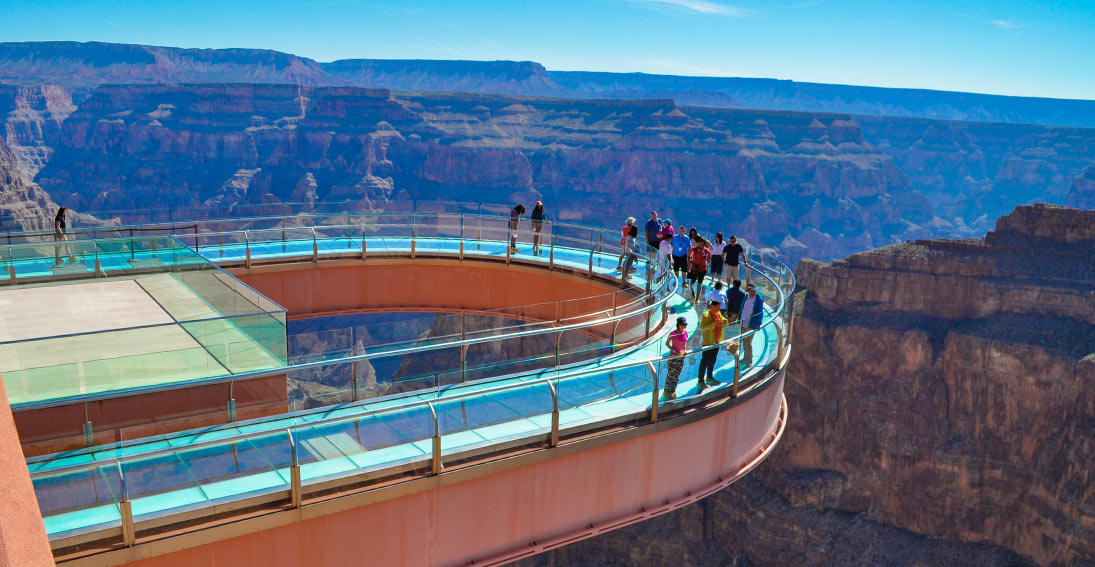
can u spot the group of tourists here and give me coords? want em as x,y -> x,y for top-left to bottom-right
509,204 -> 766,403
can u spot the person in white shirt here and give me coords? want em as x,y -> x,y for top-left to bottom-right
740,283 -> 764,366
710,232 -> 727,285
657,236 -> 673,292
705,280 -> 727,307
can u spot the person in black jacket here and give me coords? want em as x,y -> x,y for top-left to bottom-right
530,201 -> 546,256
724,279 -> 745,329
509,204 -> 526,252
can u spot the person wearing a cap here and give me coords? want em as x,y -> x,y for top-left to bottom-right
659,218 -> 675,242
644,211 -> 662,256
617,216 -> 636,270
740,283 -> 765,366
662,316 -> 689,400
621,224 -> 640,281
657,231 -> 673,289
530,201 -> 546,256
697,298 -> 728,390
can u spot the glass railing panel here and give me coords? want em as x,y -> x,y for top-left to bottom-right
437,382 -> 554,466
300,413 -> 430,482
33,463 -> 124,540
173,431 -> 291,505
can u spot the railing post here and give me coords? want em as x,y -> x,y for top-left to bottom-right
83,421 -> 94,447
311,227 -> 318,262
7,264 -> 13,284
361,239 -> 367,260
428,403 -> 442,475
786,314 -> 796,359
776,322 -> 786,364
244,231 -> 252,268
548,381 -> 559,447
587,249 -> 594,277
610,321 -> 620,353
644,309 -> 652,340
460,344 -> 469,382
459,240 -> 464,260
554,330 -> 563,366
288,430 -> 302,508
555,300 -> 562,324
117,462 -> 135,547
731,350 -> 742,398
351,360 -> 360,401
411,239 -> 417,259
506,240 -> 511,264
647,362 -> 659,422
227,380 -> 237,422
549,230 -> 556,269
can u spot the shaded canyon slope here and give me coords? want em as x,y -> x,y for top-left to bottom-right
3,41 -> 1095,127
2,83 -> 1093,264
516,204 -> 1095,567
0,136 -> 55,232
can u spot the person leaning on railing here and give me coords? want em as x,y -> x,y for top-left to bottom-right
740,283 -> 765,366
509,204 -> 526,252
530,201 -> 546,256
662,316 -> 689,400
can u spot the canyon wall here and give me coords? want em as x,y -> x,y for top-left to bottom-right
3,84 -> 1093,264
515,204 -> 1095,566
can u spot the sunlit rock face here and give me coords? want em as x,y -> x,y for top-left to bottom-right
515,204 -> 1094,567
0,136 -> 55,232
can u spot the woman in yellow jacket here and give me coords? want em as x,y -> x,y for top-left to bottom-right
697,300 -> 727,390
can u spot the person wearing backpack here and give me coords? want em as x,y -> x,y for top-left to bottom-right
687,235 -> 711,300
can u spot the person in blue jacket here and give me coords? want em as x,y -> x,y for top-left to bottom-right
739,283 -> 764,366
671,225 -> 691,283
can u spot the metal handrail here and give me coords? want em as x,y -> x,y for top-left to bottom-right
29,260 -> 787,479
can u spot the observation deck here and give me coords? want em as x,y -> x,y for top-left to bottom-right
0,207 -> 794,567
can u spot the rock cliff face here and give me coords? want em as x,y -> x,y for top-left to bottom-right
0,137 -> 55,232
4,83 -> 1092,263
1067,165 -> 1095,209
515,204 -> 1095,566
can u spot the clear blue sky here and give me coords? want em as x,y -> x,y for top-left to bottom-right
1,0 -> 1092,99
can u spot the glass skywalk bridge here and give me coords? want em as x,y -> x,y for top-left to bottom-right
6,211 -> 794,557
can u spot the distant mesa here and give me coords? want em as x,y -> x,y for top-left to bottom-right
1,41 -> 1094,127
